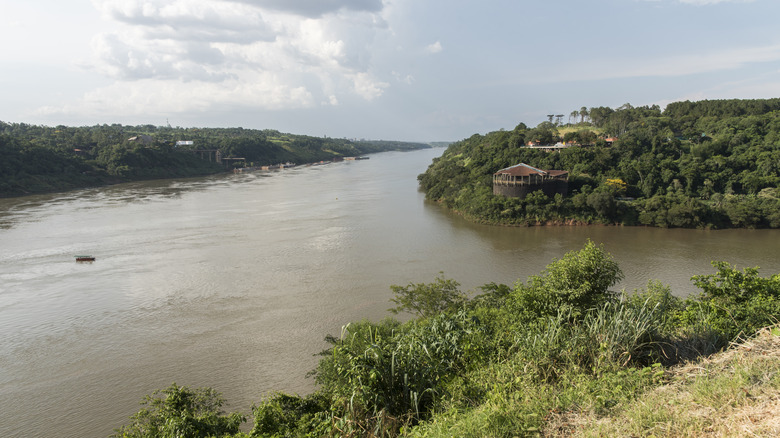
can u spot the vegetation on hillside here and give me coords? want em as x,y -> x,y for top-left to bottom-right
0,122 -> 431,197
418,98 -> 780,228
113,242 -> 780,437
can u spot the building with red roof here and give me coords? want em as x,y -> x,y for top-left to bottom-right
493,163 -> 568,199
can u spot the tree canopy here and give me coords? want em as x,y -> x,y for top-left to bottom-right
0,122 -> 432,197
418,98 -> 780,229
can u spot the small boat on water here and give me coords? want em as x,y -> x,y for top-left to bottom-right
75,255 -> 95,262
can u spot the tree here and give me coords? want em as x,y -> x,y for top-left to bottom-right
112,383 -> 245,438
389,274 -> 466,317
512,241 -> 624,318
587,190 -> 617,218
579,106 -> 589,123
525,122 -> 558,145
569,110 -> 579,125
605,178 -> 627,196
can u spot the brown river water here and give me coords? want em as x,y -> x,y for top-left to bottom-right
1,147 -> 779,437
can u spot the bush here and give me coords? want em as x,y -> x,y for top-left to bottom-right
112,383 -> 245,438
250,392 -> 330,438
691,261 -> 780,340
509,240 -> 624,319
388,274 -> 466,318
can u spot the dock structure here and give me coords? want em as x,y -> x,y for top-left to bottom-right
493,163 -> 568,199
221,157 -> 246,168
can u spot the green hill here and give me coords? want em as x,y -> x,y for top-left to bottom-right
0,122 -> 431,197
418,99 -> 780,229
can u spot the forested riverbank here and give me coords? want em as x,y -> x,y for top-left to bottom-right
418,98 -> 780,229
0,122 -> 431,197
112,242 -> 780,437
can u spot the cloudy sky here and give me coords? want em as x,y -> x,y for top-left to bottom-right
1,0 -> 779,141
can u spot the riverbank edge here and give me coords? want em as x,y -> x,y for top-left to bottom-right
435,200 -> 733,230
0,168 -> 226,199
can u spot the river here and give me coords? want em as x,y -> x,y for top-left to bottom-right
1,147 -> 779,437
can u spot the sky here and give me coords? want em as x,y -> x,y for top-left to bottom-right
1,0 -> 780,142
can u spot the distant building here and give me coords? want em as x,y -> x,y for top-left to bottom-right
493,163 -> 568,199
524,143 -> 571,152
176,141 -> 194,147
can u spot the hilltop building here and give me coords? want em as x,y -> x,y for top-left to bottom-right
493,163 -> 568,199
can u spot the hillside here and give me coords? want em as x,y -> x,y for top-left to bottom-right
0,122 -> 431,197
551,326 -> 780,437
418,98 -> 780,229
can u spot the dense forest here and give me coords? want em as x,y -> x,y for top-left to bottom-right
0,122 -> 431,197
418,98 -> 780,228
112,242 -> 780,437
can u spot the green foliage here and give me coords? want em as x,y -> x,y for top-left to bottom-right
691,262 -> 780,340
418,98 -> 780,229
112,383 -> 245,438
0,122 -> 430,197
622,280 -> 685,334
313,311 -> 481,432
510,241 -> 624,319
467,282 -> 512,309
250,392 -> 330,438
388,274 -> 467,317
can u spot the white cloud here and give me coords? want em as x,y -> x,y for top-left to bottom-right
351,72 -> 388,100
392,71 -> 414,84
93,0 -> 276,43
33,73 -> 316,120
230,0 -> 384,18
69,0 -> 395,118
425,41 -> 442,54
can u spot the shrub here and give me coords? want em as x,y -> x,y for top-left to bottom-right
509,240 -> 624,320
691,261 -> 780,340
388,274 -> 466,318
250,392 -> 330,438
112,383 -> 245,438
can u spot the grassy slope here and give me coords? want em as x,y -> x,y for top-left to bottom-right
407,326 -> 780,438
549,327 -> 780,437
